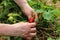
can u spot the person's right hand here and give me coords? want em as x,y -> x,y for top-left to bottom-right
11,22 -> 36,39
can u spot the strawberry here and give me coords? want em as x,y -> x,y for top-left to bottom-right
29,17 -> 34,23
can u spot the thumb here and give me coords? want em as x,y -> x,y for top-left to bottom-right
28,15 -> 32,19
28,15 -> 34,23
29,23 -> 36,28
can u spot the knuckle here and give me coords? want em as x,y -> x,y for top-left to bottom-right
27,23 -> 31,26
34,28 -> 36,31
31,28 -> 36,31
30,33 -> 36,36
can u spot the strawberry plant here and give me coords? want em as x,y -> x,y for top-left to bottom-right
0,0 -> 60,40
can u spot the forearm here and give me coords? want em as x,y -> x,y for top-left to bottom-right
0,24 -> 13,36
14,0 -> 30,9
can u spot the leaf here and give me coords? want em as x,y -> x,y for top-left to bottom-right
16,37 -> 22,40
56,37 -> 60,40
8,13 -> 20,17
36,9 -> 44,13
43,11 -> 53,20
53,9 -> 60,17
47,37 -> 54,40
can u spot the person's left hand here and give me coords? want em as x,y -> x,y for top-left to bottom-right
21,6 -> 38,22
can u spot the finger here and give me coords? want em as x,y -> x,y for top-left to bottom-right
28,13 -> 32,19
28,23 -> 36,28
32,11 -> 38,23
29,33 -> 36,37
26,33 -> 36,40
28,16 -> 32,19
34,13 -> 38,23
26,33 -> 36,37
27,11 -> 35,21
30,28 -> 36,33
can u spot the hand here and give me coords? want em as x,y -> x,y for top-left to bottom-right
14,0 -> 38,22
11,22 -> 36,39
21,6 -> 38,22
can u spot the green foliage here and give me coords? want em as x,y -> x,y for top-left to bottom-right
43,11 -> 53,21
56,37 -> 60,40
47,37 -> 54,40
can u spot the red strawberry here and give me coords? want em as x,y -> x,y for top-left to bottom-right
29,17 -> 34,23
